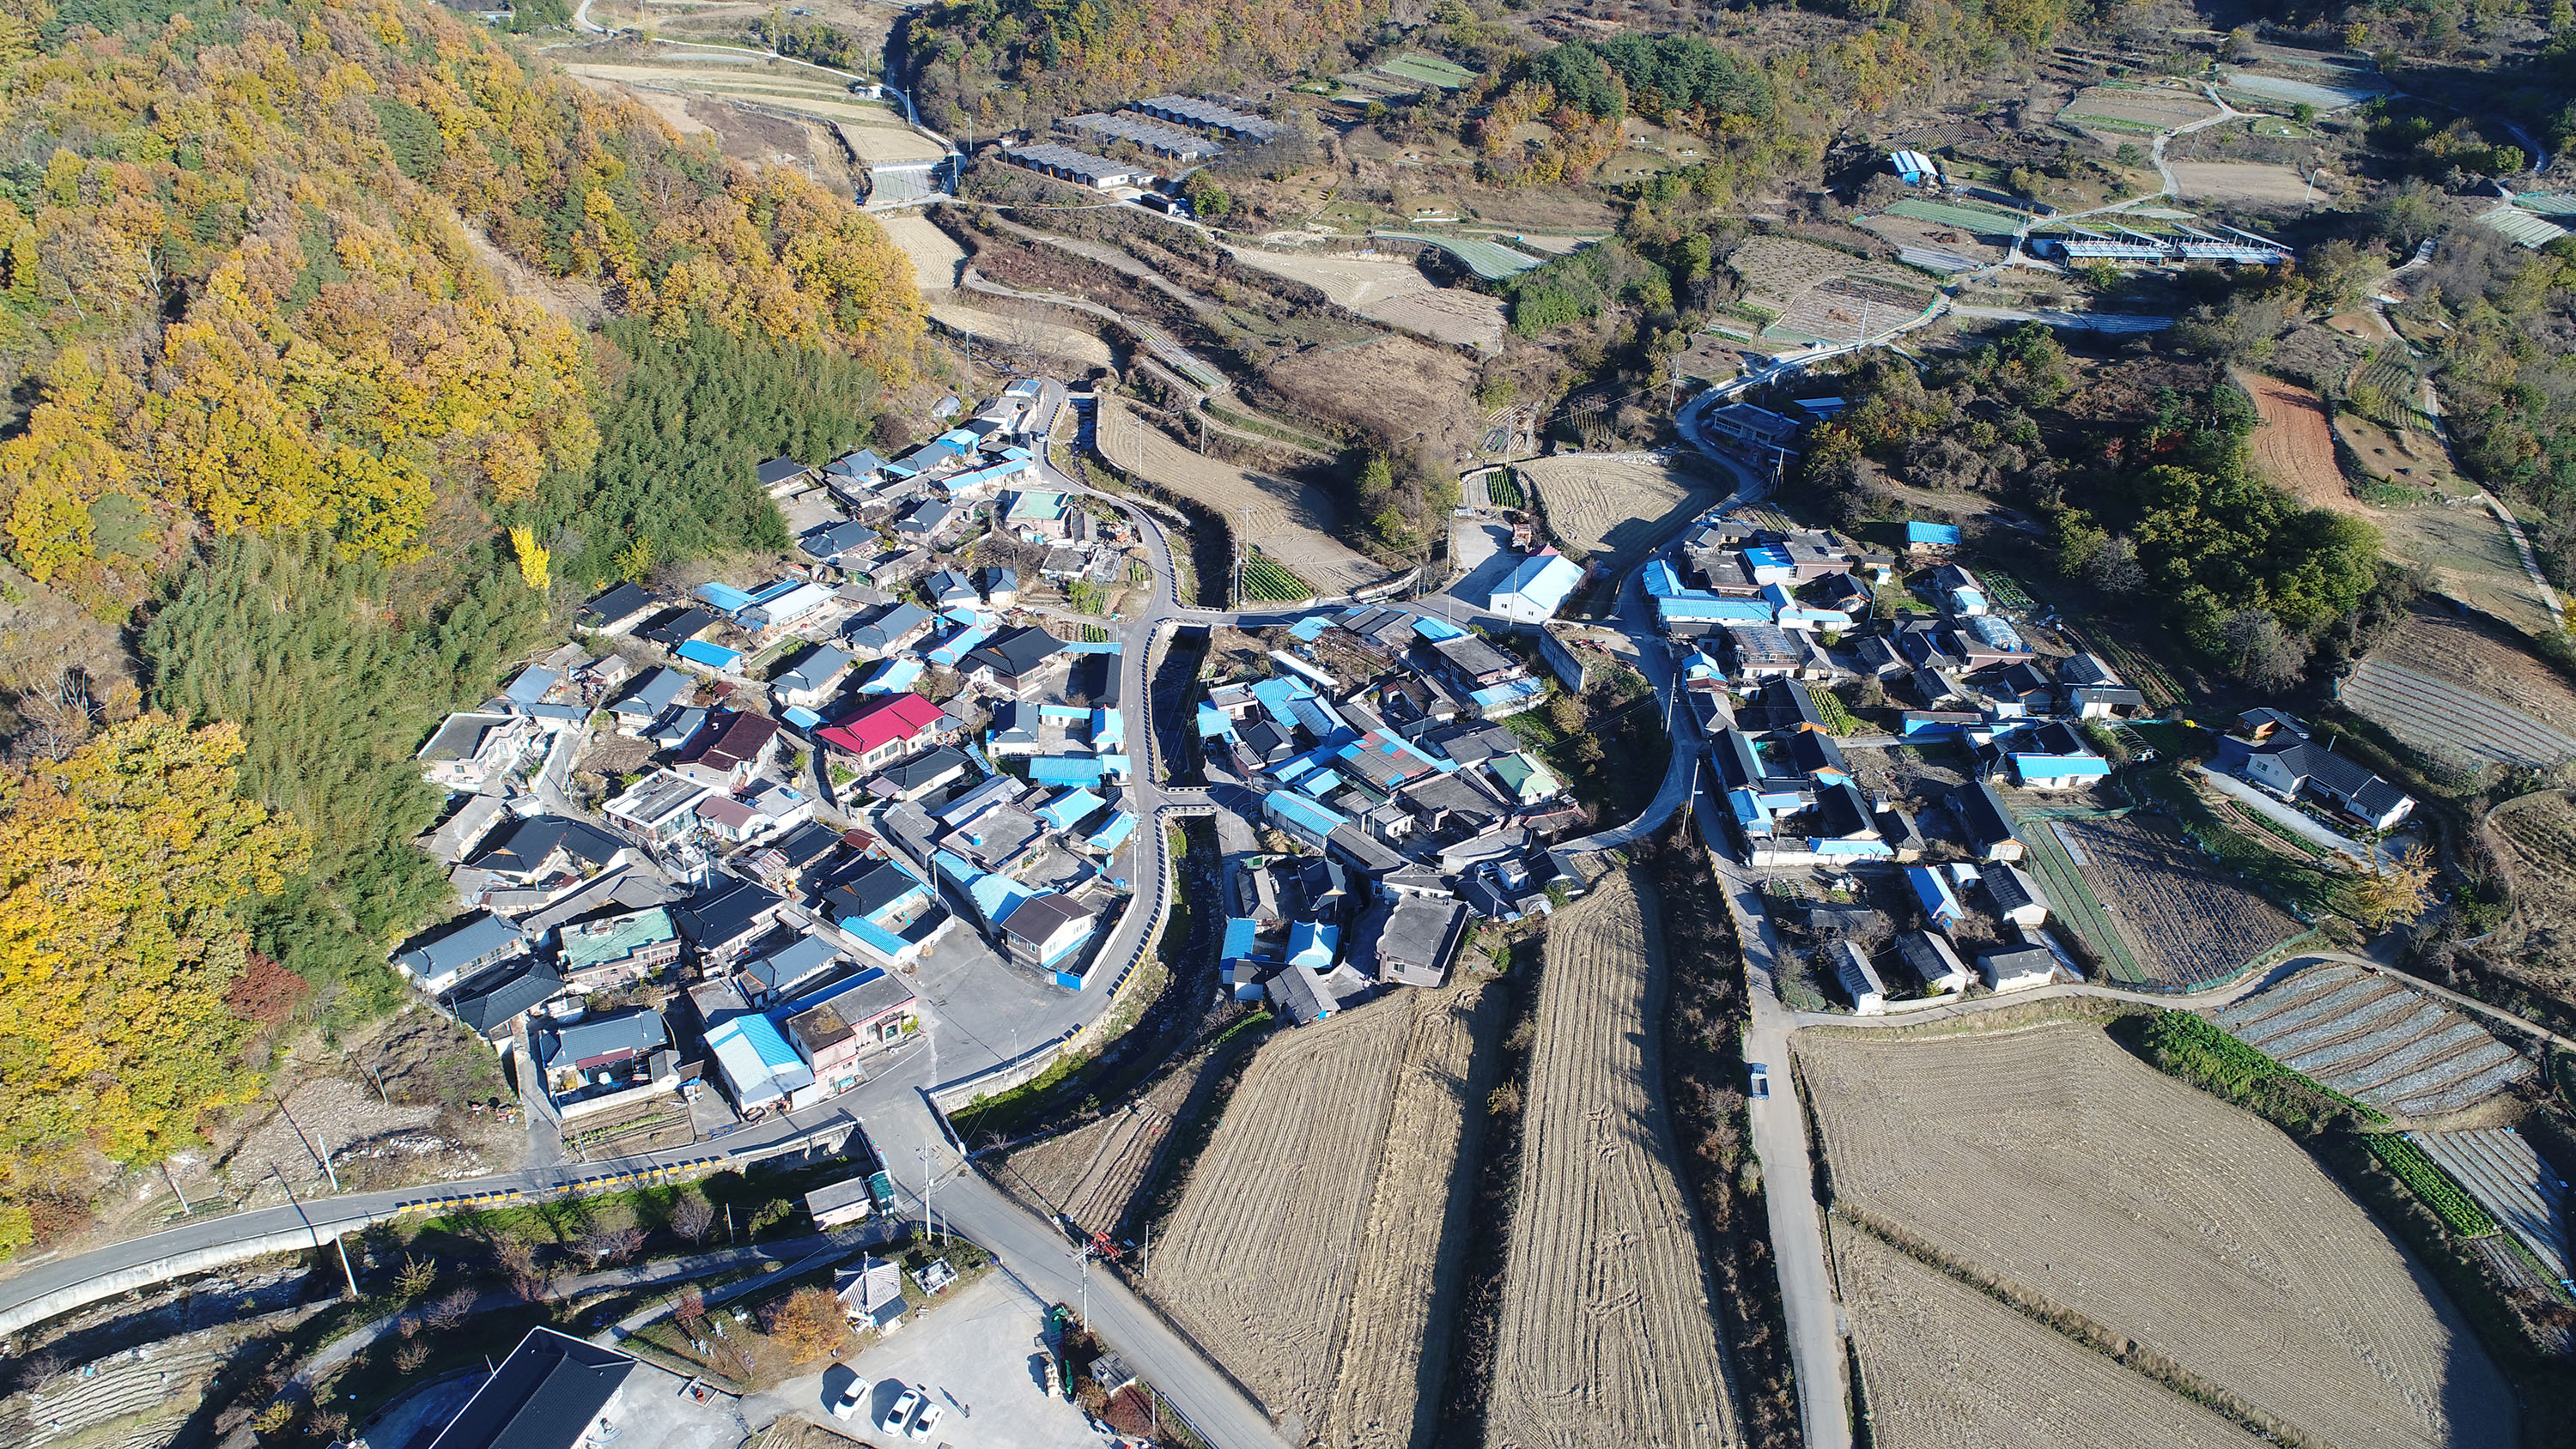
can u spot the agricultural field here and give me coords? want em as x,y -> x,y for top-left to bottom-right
2484,790 -> 2576,965
879,212 -> 966,294
2238,372 -> 2348,508
1264,333 -> 1480,458
927,301 -> 1116,369
1147,986 -> 1500,1447
2354,609 -> 2576,766
1228,247 -> 1443,310
2166,161 -> 2321,205
1833,1228 -> 2274,1449
1724,235 -> 1935,342
1486,870 -> 1737,1449
1094,395 -> 1385,596
2332,412 -> 2460,497
1240,553 -> 1315,603
1516,456 -> 1726,570
1800,1022 -> 2517,1449
2209,962 -> 2537,1117
1372,231 -> 1545,279
2016,819 -> 2146,984
2415,1129 -> 2572,1281
996,1099 -> 1172,1240
2051,812 -> 2302,989
2057,82 -> 2221,133
1365,288 -> 1506,352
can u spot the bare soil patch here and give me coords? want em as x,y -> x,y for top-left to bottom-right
1515,455 -> 1725,570
1226,247 -> 1437,309
1096,394 -> 1384,596
1364,288 -> 1505,353
2055,813 -> 2302,989
2333,412 -> 2463,494
2166,161 -> 2320,205
2236,371 -> 2348,509
2484,790 -> 2576,972
2058,83 -> 2221,130
1801,1022 -> 2516,1449
1264,335 -> 1479,458
1485,870 -> 1737,1449
928,301 -> 1115,369
1835,1227 -> 2271,1449
879,211 -> 968,294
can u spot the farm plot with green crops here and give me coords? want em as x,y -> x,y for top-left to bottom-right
1980,571 -> 2036,611
1240,553 -> 1316,603
1485,468 -> 1527,508
1883,197 -> 2032,235
1373,231 -> 1544,279
2366,1135 -> 2500,1236
2019,817 -> 2148,985
2350,354 -> 2438,432
1376,52 -> 1476,89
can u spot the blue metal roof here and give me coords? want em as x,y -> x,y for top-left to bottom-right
696,582 -> 758,614
1412,615 -> 1467,641
1084,811 -> 1138,852
1263,791 -> 1349,835
1905,522 -> 1963,545
1196,704 -> 1236,738
861,658 -> 926,694
1038,788 -> 1106,829
1287,616 -> 1330,642
1908,866 -> 1963,921
837,915 -> 910,961
2012,754 -> 2111,779
1222,918 -> 1262,960
1030,755 -> 1104,785
677,639 -> 741,670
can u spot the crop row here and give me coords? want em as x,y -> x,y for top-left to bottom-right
2140,1012 -> 2391,1124
1240,555 -> 1315,603
1485,469 -> 1527,508
2365,1135 -> 2499,1237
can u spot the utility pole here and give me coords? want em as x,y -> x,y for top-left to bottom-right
1078,1246 -> 1090,1328
920,1136 -> 934,1243
313,1131 -> 343,1194
272,1167 -> 357,1300
162,1163 -> 191,1215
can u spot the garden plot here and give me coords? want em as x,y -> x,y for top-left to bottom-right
1725,235 -> 1934,340
2219,69 -> 2385,112
2211,962 -> 2537,1117
879,212 -> 965,293
2238,372 -> 2348,509
1487,870 -> 1738,1449
1800,1022 -> 2517,1449
1095,395 -> 1385,596
927,301 -> 1116,369
1516,455 -> 1726,571
1148,985 -> 1500,1449
1834,1228 -> 2272,1449
2486,791 -> 2576,956
2052,813 -> 2300,989
1770,277 -> 1933,343
2166,162 -> 2322,206
1365,287 -> 1506,351
2355,609 -> 2576,765
2415,1129 -> 2571,1281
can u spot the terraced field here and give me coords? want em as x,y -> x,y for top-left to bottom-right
1516,455 -> 1725,570
2209,961 -> 2537,1116
1801,1022 -> 2518,1449
1487,870 -> 1737,1449
2417,1129 -> 2571,1280
2057,82 -> 2221,132
1095,395 -> 1385,596
1724,235 -> 1934,345
2052,813 -> 2300,989
2486,790 -> 2576,955
1835,1228 -> 2272,1449
2353,610 -> 2576,767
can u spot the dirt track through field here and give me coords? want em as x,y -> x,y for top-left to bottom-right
1834,1228 -> 2272,1449
1096,394 -> 1385,596
1486,870 -> 1737,1449
1801,1022 -> 2515,1449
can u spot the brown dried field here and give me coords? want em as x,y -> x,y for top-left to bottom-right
2237,371 -> 2348,508
2375,607 -> 2576,743
1364,288 -> 1506,353
1801,1022 -> 2516,1449
1151,985 -> 1501,1447
1725,234 -> 1928,316
999,1100 -> 1172,1240
2486,791 -> 2576,967
1834,1228 -> 2273,1449
1516,455 -> 1725,569
2054,813 -> 2300,990
1330,983 -> 1504,1449
1486,870 -> 1737,1449
878,211 -> 967,294
2059,83 -> 2221,130
1095,394 -> 1385,596
927,301 -> 1115,369
2166,161 -> 2324,204
1265,334 -> 1479,455
1227,247 -> 1437,309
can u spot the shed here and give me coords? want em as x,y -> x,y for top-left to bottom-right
1832,940 -> 1887,1015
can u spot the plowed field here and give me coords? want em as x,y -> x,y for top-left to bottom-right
1835,1228 -> 2271,1449
1801,1022 -> 2515,1449
2361,609 -> 2576,760
2052,813 -> 2300,989
2237,371 -> 2348,507
1515,455 -> 1724,570
1486,870 -> 1737,1449
1095,395 -> 1385,596
1148,984 -> 1502,1448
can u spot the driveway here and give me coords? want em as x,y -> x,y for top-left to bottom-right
744,1273 -> 1116,1449
2190,764 -> 2397,868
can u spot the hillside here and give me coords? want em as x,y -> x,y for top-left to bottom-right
0,0 -> 926,1253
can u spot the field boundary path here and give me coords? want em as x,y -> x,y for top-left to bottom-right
962,267 -> 1230,396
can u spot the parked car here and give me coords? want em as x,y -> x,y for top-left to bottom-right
831,1378 -> 872,1420
1748,1062 -> 1770,1099
907,1401 -> 945,1440
881,1389 -> 921,1436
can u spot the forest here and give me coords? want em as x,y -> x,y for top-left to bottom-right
0,0 -> 926,1250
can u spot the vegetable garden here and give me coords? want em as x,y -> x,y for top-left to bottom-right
2366,1135 -> 2500,1238
1239,553 -> 1316,603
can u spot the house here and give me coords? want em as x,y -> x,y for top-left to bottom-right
983,567 -> 1020,608
394,912 -> 526,995
1367,894 -> 1466,988
1906,864 -> 1965,929
418,712 -> 543,794
1903,520 -> 1962,558
1722,625 -> 1805,681
422,1328 -> 636,1449
1267,962 -> 1372,1024
999,892 -> 1097,973
704,1013 -> 813,1117
871,745 -> 972,802
452,963 -> 567,1043
805,1174 -> 880,1230
926,568 -> 981,609
1427,633 -> 1524,690
1832,940 -> 1887,1015
2231,716 -> 2415,830
2002,720 -> 2111,791
846,601 -> 935,658
782,969 -> 921,1092
670,711 -> 783,792
818,692 -> 950,771
772,645 -> 856,710
465,816 -> 630,884
1487,751 -> 1563,804
756,455 -> 813,495
575,583 -> 659,635
611,668 -> 692,735
738,932 -> 846,1005
896,498 -> 960,540
962,626 -> 1069,699
647,706 -> 708,753
801,518 -> 877,565
424,794 -> 507,866
640,606 -> 718,649
1263,790 -> 1351,852
695,794 -> 765,845
834,1258 -> 907,1330
556,906 -> 682,988
1485,549 -> 1585,622
824,858 -> 933,932
986,700 -> 1042,758
538,1010 -> 677,1116
1949,782 -> 2026,862
1893,931 -> 1970,994
602,770 -> 713,845
1704,402 -> 1802,464
1980,943 -> 2057,992
1984,864 -> 2052,926
672,876 -> 789,963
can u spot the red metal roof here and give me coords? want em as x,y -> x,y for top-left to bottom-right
817,692 -> 945,755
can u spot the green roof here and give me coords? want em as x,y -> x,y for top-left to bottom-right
561,907 -> 677,973
1491,751 -> 1560,797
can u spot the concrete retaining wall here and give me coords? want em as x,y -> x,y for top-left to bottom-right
0,1210 -> 402,1337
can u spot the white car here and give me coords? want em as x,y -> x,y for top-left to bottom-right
906,1401 -> 945,1440
880,1389 -> 921,1436
829,1378 -> 871,1421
